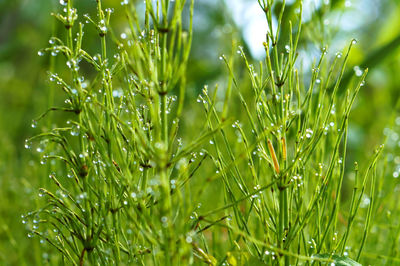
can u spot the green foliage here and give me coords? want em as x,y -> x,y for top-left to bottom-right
2,0 -> 400,265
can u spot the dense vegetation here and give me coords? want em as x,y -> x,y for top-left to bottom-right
1,0 -> 400,265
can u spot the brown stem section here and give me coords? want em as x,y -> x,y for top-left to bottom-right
79,248 -> 86,266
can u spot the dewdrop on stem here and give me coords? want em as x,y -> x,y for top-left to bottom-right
353,66 -> 363,77
24,139 -> 32,149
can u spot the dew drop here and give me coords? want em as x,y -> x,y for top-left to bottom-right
395,116 -> 400,126
24,140 -> 32,149
305,128 -> 313,138
40,156 -> 47,165
70,124 -> 80,136
353,66 -> 363,77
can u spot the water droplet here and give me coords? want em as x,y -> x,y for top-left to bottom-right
100,26 -> 107,33
352,39 -> 357,45
316,78 -> 321,84
59,0 -> 67,5
40,156 -> 48,165
305,128 -> 313,138
70,124 -> 80,136
112,89 -> 123,98
353,66 -> 363,77
31,120 -> 37,128
335,52 -> 342,58
396,117 -> 400,126
24,140 -> 32,149
121,33 -> 127,39
209,140 -> 214,145
121,0 -> 129,5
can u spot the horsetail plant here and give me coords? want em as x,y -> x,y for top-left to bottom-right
25,0 -> 387,265
24,0 -> 225,264
193,1 -> 384,265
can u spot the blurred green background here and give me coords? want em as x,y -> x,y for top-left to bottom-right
1,0 -> 400,264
